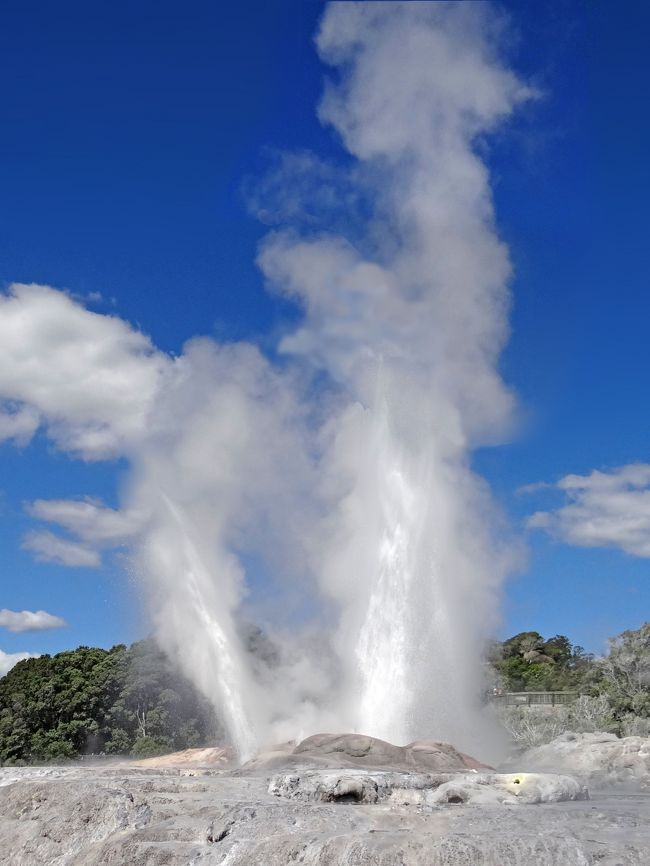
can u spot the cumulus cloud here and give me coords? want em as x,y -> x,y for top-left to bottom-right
21,530 -> 101,567
21,498 -> 143,569
0,608 -> 67,632
0,405 -> 40,446
0,283 -> 170,459
527,464 -> 650,558
27,498 -> 143,545
0,649 -> 40,678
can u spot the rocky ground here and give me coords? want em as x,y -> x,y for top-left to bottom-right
1,733 -> 649,865
505,731 -> 650,788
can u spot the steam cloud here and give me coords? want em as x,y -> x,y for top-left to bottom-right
0,3 -> 531,757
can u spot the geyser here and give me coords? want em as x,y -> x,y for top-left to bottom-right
0,2 -> 532,759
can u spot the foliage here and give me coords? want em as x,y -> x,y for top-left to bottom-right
0,639 -> 218,765
130,735 -> 174,758
566,694 -> 617,732
598,623 -> 650,719
497,706 -> 570,748
492,623 -> 650,745
498,694 -> 619,748
490,631 -> 595,693
620,715 -> 650,737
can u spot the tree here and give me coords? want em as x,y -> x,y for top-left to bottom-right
543,635 -> 573,666
493,623 -> 650,745
0,639 -> 218,764
599,623 -> 650,721
490,631 -> 596,693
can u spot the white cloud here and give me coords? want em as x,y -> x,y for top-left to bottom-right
27,498 -> 143,545
0,608 -> 67,632
0,283 -> 171,459
21,498 -> 143,569
527,464 -> 650,558
0,404 -> 40,446
21,530 -> 101,567
0,649 -> 40,677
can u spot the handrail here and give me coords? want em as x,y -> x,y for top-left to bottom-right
488,691 -> 579,706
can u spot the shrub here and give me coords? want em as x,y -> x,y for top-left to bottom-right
130,735 -> 174,759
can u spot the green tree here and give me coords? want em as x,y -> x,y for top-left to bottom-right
491,631 -> 595,693
598,623 -> 650,722
0,639 -> 218,764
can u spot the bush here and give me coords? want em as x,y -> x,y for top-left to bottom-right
130,735 -> 174,759
598,623 -> 650,721
498,706 -> 570,748
620,715 -> 650,737
566,694 -> 616,733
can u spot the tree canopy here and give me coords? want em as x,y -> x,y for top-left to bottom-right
489,631 -> 594,693
0,639 -> 218,765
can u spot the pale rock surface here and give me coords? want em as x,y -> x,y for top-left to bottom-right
269,768 -> 588,806
133,746 -> 232,768
244,732 -> 492,772
508,731 -> 650,788
1,732 -> 649,864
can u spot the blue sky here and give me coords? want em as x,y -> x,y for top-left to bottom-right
0,0 -> 648,666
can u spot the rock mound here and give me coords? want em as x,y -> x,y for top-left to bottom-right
245,732 -> 492,773
132,746 -> 232,768
505,731 -> 650,788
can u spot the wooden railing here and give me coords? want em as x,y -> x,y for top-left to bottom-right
488,691 -> 579,707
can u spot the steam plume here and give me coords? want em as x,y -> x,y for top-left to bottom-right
256,1 -> 530,747
0,2 -> 530,757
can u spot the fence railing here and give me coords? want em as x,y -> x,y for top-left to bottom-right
488,691 -> 579,707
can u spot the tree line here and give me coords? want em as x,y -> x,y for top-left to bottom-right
487,631 -> 596,693
0,639 -> 219,765
489,622 -> 650,739
1,623 -> 648,764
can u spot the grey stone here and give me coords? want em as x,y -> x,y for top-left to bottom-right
1,732 -> 649,865
244,732 -> 493,773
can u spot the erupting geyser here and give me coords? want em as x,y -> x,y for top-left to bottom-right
0,2 -> 533,760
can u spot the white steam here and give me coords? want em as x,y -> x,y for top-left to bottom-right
0,2 -> 530,757
257,1 -> 530,748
